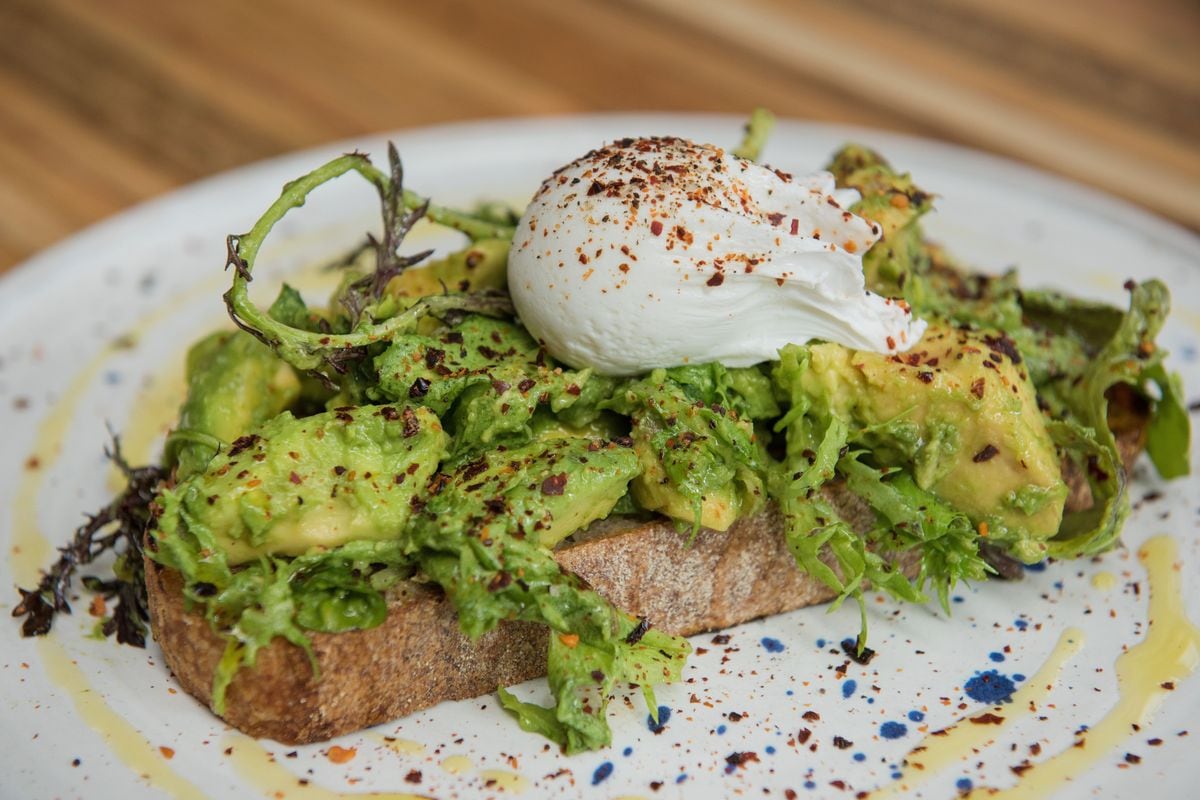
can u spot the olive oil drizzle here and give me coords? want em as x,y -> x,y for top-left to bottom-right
867,626 -> 1085,797
974,535 -> 1199,797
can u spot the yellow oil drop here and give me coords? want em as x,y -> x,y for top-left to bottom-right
375,735 -> 425,757
478,769 -> 530,794
439,755 -> 473,775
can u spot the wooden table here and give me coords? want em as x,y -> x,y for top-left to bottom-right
1,0 -> 1197,273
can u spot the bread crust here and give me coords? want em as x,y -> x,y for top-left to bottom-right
146,428 -> 1145,745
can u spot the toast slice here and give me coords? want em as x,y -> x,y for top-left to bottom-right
146,498 -> 914,744
145,424 -> 1146,745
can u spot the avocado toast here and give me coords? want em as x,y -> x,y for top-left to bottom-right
15,122 -> 1189,753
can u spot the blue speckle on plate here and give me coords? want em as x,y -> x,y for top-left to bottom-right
103,370 -> 122,385
952,595 -> 964,604
1014,618 -> 1028,630
964,670 -> 1017,704
816,638 -> 826,648
957,777 -> 973,792
761,636 -> 785,653
676,773 -> 688,784
989,651 -> 1005,663
786,689 -> 794,696
804,780 -> 817,790
622,746 -> 632,757
907,710 -> 925,722
853,752 -> 866,762
1013,673 -> 1026,682
1025,561 -> 1047,572
766,745 -> 776,755
592,762 -> 613,785
717,724 -> 727,735
891,771 -> 903,780
842,679 -> 857,699
647,705 -> 671,733
880,721 -> 908,739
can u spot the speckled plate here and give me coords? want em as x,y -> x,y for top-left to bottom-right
1,115 -> 1197,800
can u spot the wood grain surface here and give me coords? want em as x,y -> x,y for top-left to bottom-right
1,0 -> 1197,272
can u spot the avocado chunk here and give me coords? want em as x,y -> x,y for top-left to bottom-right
423,436 -> 640,549
374,315 -> 591,453
169,330 -> 302,479
800,323 -> 1067,547
156,405 -> 448,565
384,238 -> 509,299
606,367 -> 767,532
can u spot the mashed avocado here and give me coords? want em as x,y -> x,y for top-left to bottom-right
155,405 -> 447,566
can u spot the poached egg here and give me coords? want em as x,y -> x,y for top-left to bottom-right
508,136 -> 925,376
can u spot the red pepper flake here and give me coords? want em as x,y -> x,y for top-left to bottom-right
789,218 -> 800,235
409,377 -> 431,398
971,378 -> 986,399
159,746 -> 175,760
886,336 -> 896,350
227,434 -> 261,457
1124,753 -> 1142,764
541,473 -> 568,495
587,180 -> 605,196
89,595 -> 107,617
380,406 -> 400,421
650,220 -> 664,236
917,370 -> 933,384
706,272 -> 724,287
832,735 -> 853,749
767,212 -> 785,226
558,633 -> 580,648
973,444 -> 999,463
327,745 -> 356,764
797,728 -> 812,744
402,407 -> 421,438
289,471 -> 302,485
405,770 -> 423,783
725,751 -> 759,770
969,712 -> 1005,725
802,710 -> 820,721
1162,681 -> 1176,690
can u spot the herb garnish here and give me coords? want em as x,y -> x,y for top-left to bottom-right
13,436 -> 164,646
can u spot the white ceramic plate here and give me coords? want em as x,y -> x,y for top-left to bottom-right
1,115 -> 1197,800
